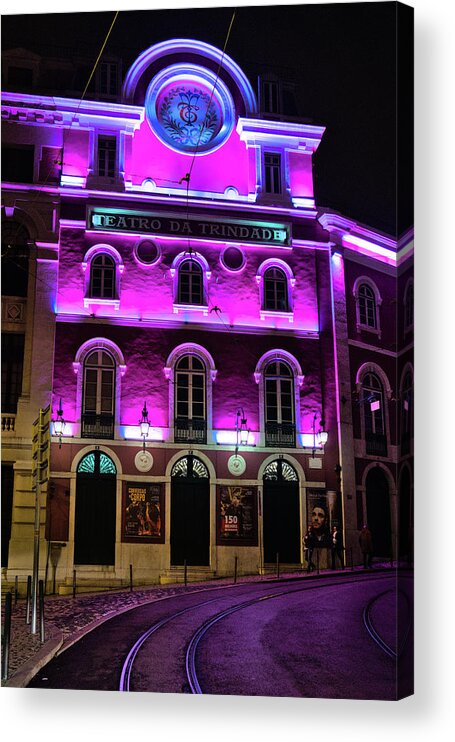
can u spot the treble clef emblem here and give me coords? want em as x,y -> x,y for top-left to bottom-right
178,92 -> 200,124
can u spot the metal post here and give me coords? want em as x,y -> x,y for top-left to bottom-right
25,575 -> 32,624
31,412 -> 43,635
129,563 -> 133,592
350,547 -> 354,571
1,592 -> 12,681
276,552 -> 280,579
39,579 -> 45,643
72,569 -> 76,598
14,576 -> 18,606
234,556 -> 238,584
184,559 -> 187,587
316,548 -> 320,575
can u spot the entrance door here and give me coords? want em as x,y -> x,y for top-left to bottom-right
263,459 -> 300,564
171,456 -> 210,566
366,467 -> 392,558
74,451 -> 116,565
399,466 -> 412,559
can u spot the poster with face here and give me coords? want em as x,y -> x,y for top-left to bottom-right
217,485 -> 258,545
123,482 -> 164,543
307,490 -> 331,546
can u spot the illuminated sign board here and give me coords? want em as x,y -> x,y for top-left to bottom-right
87,207 -> 291,247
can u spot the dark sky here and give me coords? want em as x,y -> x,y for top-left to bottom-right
2,2 -> 413,236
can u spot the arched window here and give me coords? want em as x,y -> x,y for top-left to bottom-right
90,253 -> 115,299
263,458 -> 298,481
404,281 -> 414,330
82,349 -> 115,439
401,369 -> 413,454
171,455 -> 209,479
1,221 -> 30,297
263,266 -> 288,311
264,360 -> 295,447
178,259 -> 203,305
174,355 -> 207,443
358,284 -> 376,328
362,372 -> 387,456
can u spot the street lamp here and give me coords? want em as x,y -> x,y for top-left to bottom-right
139,402 -> 150,450
235,408 -> 249,455
52,399 -> 65,448
312,413 -> 328,457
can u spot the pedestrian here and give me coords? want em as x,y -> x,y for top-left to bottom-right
331,525 -> 344,570
303,526 -> 316,572
359,524 -> 373,568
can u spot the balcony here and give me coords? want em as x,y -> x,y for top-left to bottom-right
265,421 -> 296,448
365,432 -> 388,457
81,413 -> 114,439
1,413 -> 16,433
174,417 -> 207,444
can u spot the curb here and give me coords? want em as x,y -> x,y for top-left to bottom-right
4,632 -> 64,689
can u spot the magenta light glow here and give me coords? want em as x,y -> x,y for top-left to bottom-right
121,425 -> 165,442
342,235 -> 396,265
215,430 -> 257,446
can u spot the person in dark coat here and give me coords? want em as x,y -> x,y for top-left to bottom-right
359,524 -> 373,568
331,525 -> 344,569
303,526 -> 316,572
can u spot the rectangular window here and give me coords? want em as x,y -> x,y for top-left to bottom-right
262,81 -> 279,113
97,136 -> 116,178
264,153 -> 282,194
1,333 -> 25,413
99,62 -> 118,96
2,145 -> 34,183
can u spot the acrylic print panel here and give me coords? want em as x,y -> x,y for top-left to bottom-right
1,0 -> 413,703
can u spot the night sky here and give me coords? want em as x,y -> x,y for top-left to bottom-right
2,2 -> 413,236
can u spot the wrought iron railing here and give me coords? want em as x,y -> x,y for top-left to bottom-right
174,417 -> 207,444
265,421 -> 296,448
365,431 -> 388,456
81,413 -> 114,439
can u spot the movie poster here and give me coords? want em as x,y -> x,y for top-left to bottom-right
122,482 -> 164,543
217,485 -> 258,545
307,489 -> 331,546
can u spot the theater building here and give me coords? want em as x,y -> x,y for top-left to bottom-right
1,38 -> 413,590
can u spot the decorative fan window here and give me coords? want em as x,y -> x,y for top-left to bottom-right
171,455 -> 209,479
263,459 -> 298,481
77,451 -> 116,475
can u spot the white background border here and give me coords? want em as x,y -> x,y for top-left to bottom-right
1,0 -> 452,740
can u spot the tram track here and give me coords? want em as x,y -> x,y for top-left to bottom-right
363,587 -> 412,660
118,572 -> 399,695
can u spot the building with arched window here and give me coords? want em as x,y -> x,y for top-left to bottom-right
1,34 -> 413,590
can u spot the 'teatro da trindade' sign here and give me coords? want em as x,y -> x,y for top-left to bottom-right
87,207 -> 291,247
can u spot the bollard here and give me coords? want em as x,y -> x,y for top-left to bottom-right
184,559 -> 187,587
350,547 -> 354,571
25,575 -> 32,625
234,555 -> 238,584
276,552 -> 280,579
316,548 -> 320,575
39,579 -> 45,643
72,569 -> 77,599
129,563 -> 133,592
14,576 -> 18,606
1,592 -> 12,681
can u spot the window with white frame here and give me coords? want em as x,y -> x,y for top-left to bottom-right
264,152 -> 282,194
89,253 -> 116,299
178,259 -> 204,305
82,349 -> 115,439
97,135 -> 116,178
264,360 -> 295,447
354,278 -> 382,334
174,355 -> 207,444
362,372 -> 387,456
263,266 -> 289,311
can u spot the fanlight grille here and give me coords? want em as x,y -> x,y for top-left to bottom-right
171,455 -> 209,479
263,459 -> 298,481
77,451 -> 116,475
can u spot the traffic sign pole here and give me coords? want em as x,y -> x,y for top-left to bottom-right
30,406 -> 50,635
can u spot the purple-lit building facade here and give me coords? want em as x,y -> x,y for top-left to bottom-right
1,39 -> 413,590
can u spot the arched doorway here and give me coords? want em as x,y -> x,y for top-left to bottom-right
171,455 -> 210,566
74,451 -> 116,565
365,466 -> 392,559
399,466 -> 412,559
263,459 -> 300,564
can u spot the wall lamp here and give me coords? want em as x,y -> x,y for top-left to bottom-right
139,402 -> 150,450
312,412 -> 328,457
53,399 -> 66,449
235,408 -> 249,455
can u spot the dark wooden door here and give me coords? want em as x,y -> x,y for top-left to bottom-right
74,476 -> 116,565
263,482 -> 300,563
366,468 -> 391,558
171,480 -> 210,566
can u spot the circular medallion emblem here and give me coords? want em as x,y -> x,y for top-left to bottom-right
145,64 -> 235,155
134,450 -> 154,472
227,454 -> 246,477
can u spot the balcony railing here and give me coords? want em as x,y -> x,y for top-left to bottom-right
265,421 -> 296,448
81,413 -> 114,439
365,432 -> 388,457
1,413 -> 16,433
174,417 -> 207,444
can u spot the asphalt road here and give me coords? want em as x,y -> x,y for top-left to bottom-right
27,572 -> 413,700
